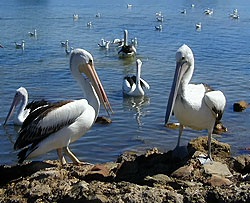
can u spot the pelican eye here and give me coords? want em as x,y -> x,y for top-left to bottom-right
181,56 -> 185,60
89,59 -> 93,65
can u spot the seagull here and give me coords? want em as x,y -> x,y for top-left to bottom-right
13,49 -> 113,165
61,40 -> 69,48
28,29 -> 37,37
14,40 -> 25,49
204,8 -> 213,15
196,22 -> 202,29
4,87 -> 50,126
156,16 -> 164,22
123,59 -> 150,96
165,44 -> 226,163
73,13 -> 79,20
155,24 -> 163,31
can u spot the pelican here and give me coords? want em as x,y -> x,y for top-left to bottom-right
111,38 -> 124,47
156,16 -> 164,22
28,29 -> 37,37
118,30 -> 136,57
165,44 -> 226,162
181,9 -> 187,14
65,46 -> 74,55
123,59 -> 150,96
61,40 -> 69,48
14,49 -> 113,165
155,11 -> 162,17
14,40 -> 25,49
4,87 -> 50,126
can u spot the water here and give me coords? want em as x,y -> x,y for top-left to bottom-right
0,0 -> 249,165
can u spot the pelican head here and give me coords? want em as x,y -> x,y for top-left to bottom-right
4,87 -> 28,125
70,49 -> 113,115
165,44 -> 194,124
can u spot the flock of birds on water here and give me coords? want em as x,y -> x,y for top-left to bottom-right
0,4 -> 243,165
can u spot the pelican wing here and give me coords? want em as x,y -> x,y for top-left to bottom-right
204,90 -> 226,119
25,99 -> 51,113
140,78 -> 150,89
14,100 -> 87,150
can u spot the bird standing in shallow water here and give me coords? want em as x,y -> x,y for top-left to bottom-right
14,49 -> 113,165
165,44 -> 226,163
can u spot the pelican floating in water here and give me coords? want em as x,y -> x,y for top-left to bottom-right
156,16 -> 164,22
28,29 -> 37,37
165,44 -> 226,162
123,59 -> 150,96
4,87 -> 50,126
14,49 -> 113,164
118,30 -> 136,57
14,40 -> 25,49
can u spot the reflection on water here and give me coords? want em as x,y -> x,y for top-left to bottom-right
122,95 -> 150,127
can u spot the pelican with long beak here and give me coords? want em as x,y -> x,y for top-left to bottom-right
123,59 -> 150,96
4,87 -> 50,126
118,30 -> 136,57
165,44 -> 226,162
14,49 -> 113,165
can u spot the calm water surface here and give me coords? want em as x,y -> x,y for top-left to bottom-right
0,0 -> 249,165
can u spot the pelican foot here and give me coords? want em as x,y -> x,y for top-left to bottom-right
197,153 -> 213,164
74,161 -> 94,166
172,145 -> 188,160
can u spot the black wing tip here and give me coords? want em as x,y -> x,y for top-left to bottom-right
17,148 -> 29,164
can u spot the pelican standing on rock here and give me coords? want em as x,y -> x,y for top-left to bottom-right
123,59 -> 150,96
4,87 -> 50,126
165,44 -> 226,163
118,30 -> 136,57
13,49 -> 113,165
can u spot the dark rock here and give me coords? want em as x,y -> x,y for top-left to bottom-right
233,100 -> 249,112
95,116 -> 112,124
187,136 -> 230,160
227,154 -> 250,174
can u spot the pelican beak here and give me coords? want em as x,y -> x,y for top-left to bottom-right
165,61 -> 188,124
82,62 -> 113,116
4,93 -> 20,125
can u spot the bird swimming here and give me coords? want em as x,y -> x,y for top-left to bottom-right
4,87 -> 50,126
118,30 -> 136,57
165,44 -> 226,163
123,59 -> 150,96
196,22 -> 202,29
98,38 -> 110,49
13,49 -> 113,165
14,40 -> 25,49
28,29 -> 37,37
61,40 -> 69,48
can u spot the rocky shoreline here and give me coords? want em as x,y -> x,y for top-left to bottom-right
0,136 -> 249,203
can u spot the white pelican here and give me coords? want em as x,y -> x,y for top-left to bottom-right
118,30 -> 136,57
111,38 -> 124,47
28,29 -> 37,37
131,37 -> 138,47
196,22 -> 202,29
155,24 -> 163,31
123,59 -> 150,96
61,40 -> 69,48
14,40 -> 25,49
4,87 -> 50,126
14,49 -> 113,164
165,44 -> 226,162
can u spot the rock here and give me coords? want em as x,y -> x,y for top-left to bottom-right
171,165 -> 194,178
227,154 -> 250,174
207,174 -> 233,186
95,116 -> 112,124
213,120 -> 227,134
233,100 -> 249,112
165,122 -> 180,129
203,161 -> 232,177
187,136 -> 230,159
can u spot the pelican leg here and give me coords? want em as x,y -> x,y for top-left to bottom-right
63,146 -> 91,165
176,124 -> 184,148
57,148 -> 67,165
207,129 -> 213,162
